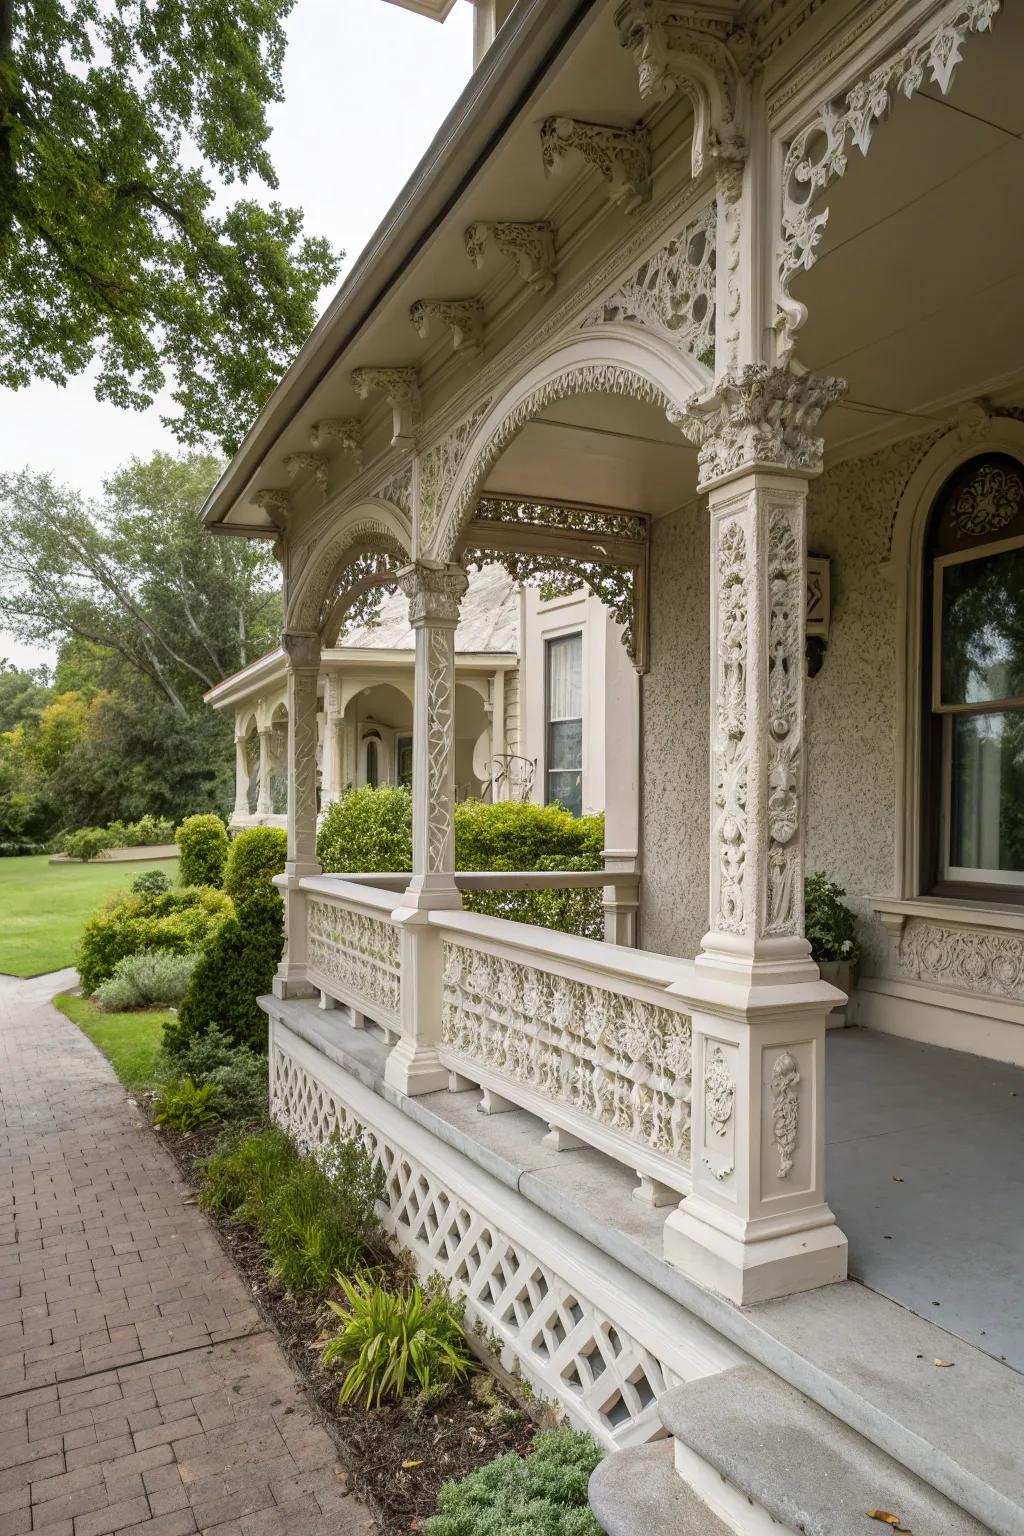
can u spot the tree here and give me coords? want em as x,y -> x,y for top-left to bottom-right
0,0 -> 340,450
0,452 -> 281,717
0,658 -> 51,731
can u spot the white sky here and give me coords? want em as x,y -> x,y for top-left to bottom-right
1,0 -> 474,672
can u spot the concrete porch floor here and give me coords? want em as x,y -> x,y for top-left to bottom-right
826,1027 -> 1024,1375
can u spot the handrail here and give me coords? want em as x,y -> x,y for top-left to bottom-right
308,869 -> 640,893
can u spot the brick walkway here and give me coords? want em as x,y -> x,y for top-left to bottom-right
0,972 -> 375,1536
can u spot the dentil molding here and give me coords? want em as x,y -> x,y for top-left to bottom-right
540,117 -> 652,215
464,221 -> 556,296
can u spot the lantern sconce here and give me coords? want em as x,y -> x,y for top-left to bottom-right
806,554 -> 831,678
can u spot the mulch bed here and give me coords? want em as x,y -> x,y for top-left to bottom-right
156,1120 -> 538,1535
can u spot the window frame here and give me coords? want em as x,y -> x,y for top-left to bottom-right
543,629 -> 584,816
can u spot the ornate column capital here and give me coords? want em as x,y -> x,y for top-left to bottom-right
398,560 -> 469,626
464,221 -> 556,295
676,365 -> 846,488
282,630 -> 321,670
540,117 -> 652,215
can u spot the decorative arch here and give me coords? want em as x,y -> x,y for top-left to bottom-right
426,327 -> 708,561
285,498 -> 411,636
888,412 -> 1024,895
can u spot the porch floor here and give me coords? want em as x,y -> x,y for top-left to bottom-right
826,1027 -> 1024,1374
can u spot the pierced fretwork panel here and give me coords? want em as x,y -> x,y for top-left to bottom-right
306,897 -> 401,1026
269,1031 -> 679,1447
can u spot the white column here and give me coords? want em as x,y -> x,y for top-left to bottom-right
385,560 -> 468,1099
273,631 -> 322,1000
320,676 -> 345,814
399,560 -> 469,911
664,369 -> 848,1304
232,730 -> 250,823
256,728 -> 273,817
490,667 -> 506,802
603,631 -> 640,947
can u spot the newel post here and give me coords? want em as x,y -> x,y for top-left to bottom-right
273,630 -> 322,1001
663,367 -> 850,1304
384,560 -> 469,1096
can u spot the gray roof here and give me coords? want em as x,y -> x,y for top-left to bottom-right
339,564 -> 519,653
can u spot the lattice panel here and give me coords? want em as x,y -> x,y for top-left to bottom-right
269,1032 -> 678,1448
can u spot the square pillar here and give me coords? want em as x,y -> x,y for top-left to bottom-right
665,367 -> 848,1303
273,630 -> 322,1000
398,560 -> 469,911
320,676 -> 345,815
383,908 -> 449,1096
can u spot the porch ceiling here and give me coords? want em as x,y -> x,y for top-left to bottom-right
799,5 -> 1024,459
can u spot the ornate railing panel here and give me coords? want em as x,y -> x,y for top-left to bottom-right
306,894 -> 401,1030
440,937 -> 693,1193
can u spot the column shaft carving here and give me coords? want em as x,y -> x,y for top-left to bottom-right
282,631 -> 322,873
398,561 -> 469,909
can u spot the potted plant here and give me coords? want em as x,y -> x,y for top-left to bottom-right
804,872 -> 861,1026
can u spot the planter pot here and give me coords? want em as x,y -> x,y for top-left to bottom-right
818,959 -> 855,1028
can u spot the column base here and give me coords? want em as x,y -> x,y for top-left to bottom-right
384,1040 -> 449,1097
663,1199 -> 848,1305
272,969 -> 317,1001
401,876 -> 463,912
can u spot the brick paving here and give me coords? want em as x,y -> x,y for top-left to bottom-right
0,971 -> 375,1536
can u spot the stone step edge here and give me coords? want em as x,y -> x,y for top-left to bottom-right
588,1441 -> 731,1536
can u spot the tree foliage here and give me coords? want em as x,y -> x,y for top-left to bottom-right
0,0 -> 340,449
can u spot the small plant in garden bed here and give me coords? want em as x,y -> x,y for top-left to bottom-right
804,872 -> 861,966
425,1427 -> 603,1536
153,1076 -> 222,1131
322,1273 -> 471,1408
93,948 -> 198,1010
157,1027 -> 268,1126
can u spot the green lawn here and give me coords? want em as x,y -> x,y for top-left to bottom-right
55,993 -> 170,1089
0,854 -> 179,977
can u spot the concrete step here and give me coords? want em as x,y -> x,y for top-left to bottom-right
588,1441 -> 730,1536
659,1364 -> 993,1536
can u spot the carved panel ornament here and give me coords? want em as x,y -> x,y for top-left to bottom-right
464,221 -> 556,295
766,505 -> 804,937
702,1042 -> 734,1180
419,399 -> 492,547
410,299 -> 484,358
770,1051 -> 800,1178
306,899 -> 401,1019
540,117 -> 652,215
614,2 -> 750,177
950,461 -> 1024,538
712,518 -> 749,934
442,941 -> 693,1165
777,0 -> 1000,358
380,465 -> 413,519
897,920 -> 1024,1000
582,204 -> 716,363
676,365 -> 846,487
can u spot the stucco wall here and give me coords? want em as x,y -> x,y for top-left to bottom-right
640,428 -> 943,967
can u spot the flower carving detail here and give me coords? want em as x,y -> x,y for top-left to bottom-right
771,1051 -> 800,1179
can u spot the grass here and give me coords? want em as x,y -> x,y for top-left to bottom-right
0,854 -> 179,977
55,993 -> 170,1090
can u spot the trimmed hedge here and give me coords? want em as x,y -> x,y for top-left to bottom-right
224,826 -> 288,901
316,789 -> 606,939
77,886 -> 233,994
175,814 -> 228,888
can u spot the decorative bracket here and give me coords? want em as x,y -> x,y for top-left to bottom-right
540,117 -> 652,215
251,488 -> 291,532
351,366 -> 421,450
282,453 -> 329,499
309,417 -> 363,468
615,2 -> 750,178
409,299 -> 484,358
464,221 -> 556,295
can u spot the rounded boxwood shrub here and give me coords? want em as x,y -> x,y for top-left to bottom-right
166,883 -> 284,1056
224,826 -> 288,901
317,785 -> 412,873
175,813 -> 229,889
78,886 -> 233,994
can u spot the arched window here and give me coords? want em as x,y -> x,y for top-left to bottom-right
923,455 -> 1024,893
365,738 -> 379,789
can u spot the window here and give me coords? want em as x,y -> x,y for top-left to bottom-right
396,735 -> 413,789
365,738 -> 379,789
545,632 -> 583,817
924,455 -> 1024,891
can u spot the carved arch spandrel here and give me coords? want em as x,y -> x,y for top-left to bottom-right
284,498 -> 412,637
424,327 -> 709,563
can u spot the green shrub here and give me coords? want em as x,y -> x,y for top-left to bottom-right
63,826 -> 116,861
93,949 -> 198,1010
132,869 -> 171,896
455,801 -> 604,872
317,785 -> 412,873
224,826 -> 288,901
167,883 -> 284,1056
322,1276 -> 470,1408
198,1125 -> 299,1216
426,1429 -> 603,1536
205,1050 -> 268,1126
78,886 -> 233,994
175,813 -> 229,888
154,1077 -> 222,1131
804,873 -> 861,966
